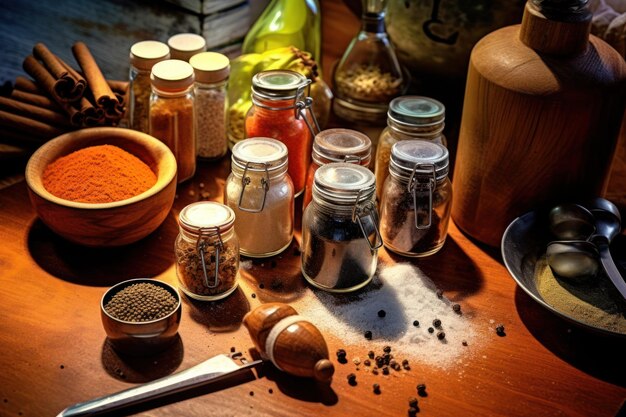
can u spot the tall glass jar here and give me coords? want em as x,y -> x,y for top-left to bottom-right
149,59 -> 196,183
167,33 -> 207,62
303,128 -> 372,209
380,140 -> 452,257
375,96 -> 446,201
302,163 -> 382,292
175,202 -> 239,301
245,70 -> 319,197
224,138 -> 294,257
190,52 -> 229,160
129,41 -> 170,134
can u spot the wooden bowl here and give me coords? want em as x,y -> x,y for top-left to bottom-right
25,127 -> 177,247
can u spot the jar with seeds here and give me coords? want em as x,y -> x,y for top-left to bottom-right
175,202 -> 239,301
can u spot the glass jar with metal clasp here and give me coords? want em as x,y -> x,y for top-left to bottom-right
380,140 -> 452,257
175,202 -> 239,301
244,70 -> 320,197
302,163 -> 382,292
224,137 -> 294,258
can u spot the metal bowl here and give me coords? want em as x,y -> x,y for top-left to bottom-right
101,278 -> 182,355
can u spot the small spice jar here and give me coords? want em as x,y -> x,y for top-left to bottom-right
175,202 -> 239,301
244,70 -> 319,197
224,138 -> 294,257
167,33 -> 207,62
379,140 -> 452,257
303,128 -> 372,209
302,163 -> 382,292
375,96 -> 446,202
190,52 -> 229,160
149,59 -> 196,183
129,41 -> 170,134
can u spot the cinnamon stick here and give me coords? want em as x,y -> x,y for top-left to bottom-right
10,89 -> 62,112
0,96 -> 72,128
72,42 -> 120,116
0,109 -> 63,142
78,95 -> 105,126
14,76 -> 41,94
33,43 -> 85,102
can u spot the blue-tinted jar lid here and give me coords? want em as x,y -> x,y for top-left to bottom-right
388,96 -> 445,126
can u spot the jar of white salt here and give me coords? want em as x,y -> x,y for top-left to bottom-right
224,138 -> 294,257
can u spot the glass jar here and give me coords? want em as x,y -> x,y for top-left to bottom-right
375,96 -> 446,202
224,138 -> 295,257
149,59 -> 196,183
303,128 -> 372,209
302,163 -> 382,292
167,33 -> 207,62
332,0 -> 408,124
129,41 -> 170,134
190,52 -> 229,160
175,202 -> 239,301
380,140 -> 452,257
245,70 -> 319,197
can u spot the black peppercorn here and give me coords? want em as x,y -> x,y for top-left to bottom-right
382,366 -> 390,375
402,359 -> 410,370
259,283 -> 265,289
378,310 -> 386,318
408,397 -> 418,408
372,368 -> 379,375
383,345 -> 391,353
416,383 -> 427,397
347,373 -> 357,386
249,391 -> 254,396
251,293 -> 256,299
432,318 -> 441,328
462,340 -> 468,346
336,349 -> 347,364
230,346 -> 236,352
452,303 -> 461,313
408,406 -> 419,416
428,327 -> 434,333
496,324 -> 506,336
373,383 -> 381,394
437,331 -> 446,340
364,359 -> 371,366
375,356 -> 384,368
368,350 -> 375,359
413,320 -> 419,327
364,330 -> 372,340
383,353 -> 391,364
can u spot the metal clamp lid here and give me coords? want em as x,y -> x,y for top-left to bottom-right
238,161 -> 270,213
196,226 -> 224,289
351,189 -> 383,250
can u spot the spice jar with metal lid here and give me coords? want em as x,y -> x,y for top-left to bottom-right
302,163 -> 382,292
303,128 -> 372,209
224,137 -> 294,258
244,70 -> 320,197
190,52 -> 229,160
129,40 -> 170,134
149,59 -> 196,183
175,201 -> 239,301
167,33 -> 207,62
380,140 -> 451,257
375,96 -> 446,202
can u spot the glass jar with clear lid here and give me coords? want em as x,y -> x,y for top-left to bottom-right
129,41 -> 170,134
176,201 -> 239,301
302,163 -> 382,292
303,128 -> 372,209
224,137 -> 294,257
375,96 -> 446,201
380,140 -> 452,257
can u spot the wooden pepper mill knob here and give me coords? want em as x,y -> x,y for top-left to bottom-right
243,302 -> 335,382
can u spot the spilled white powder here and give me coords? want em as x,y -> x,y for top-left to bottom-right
293,262 -> 476,369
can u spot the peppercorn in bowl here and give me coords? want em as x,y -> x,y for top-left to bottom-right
25,127 -> 177,246
101,278 -> 182,354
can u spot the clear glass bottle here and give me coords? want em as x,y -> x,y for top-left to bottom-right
224,138 -> 295,258
167,33 -> 207,62
332,0 -> 407,124
175,201 -> 239,301
380,140 -> 452,257
190,52 -> 229,160
303,128 -> 372,209
129,41 -> 170,134
245,70 -> 319,196
375,96 -> 446,202
302,163 -> 382,292
149,59 -> 196,183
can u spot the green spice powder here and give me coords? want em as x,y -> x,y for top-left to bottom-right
104,283 -> 178,322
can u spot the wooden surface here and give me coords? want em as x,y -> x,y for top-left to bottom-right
1,1 -> 626,416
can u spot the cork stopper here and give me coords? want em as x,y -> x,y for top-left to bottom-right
130,41 -> 170,71
150,59 -> 195,91
167,33 -> 207,62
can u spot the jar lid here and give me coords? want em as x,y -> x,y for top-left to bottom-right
167,33 -> 207,61
151,59 -> 195,91
189,52 -> 230,83
130,41 -> 170,71
313,163 -> 375,205
388,96 -> 445,126
312,128 -> 372,165
251,70 -> 309,100
179,201 -> 235,233
390,140 -> 449,181
231,138 -> 288,173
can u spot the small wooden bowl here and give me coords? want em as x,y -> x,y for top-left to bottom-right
25,127 -> 177,247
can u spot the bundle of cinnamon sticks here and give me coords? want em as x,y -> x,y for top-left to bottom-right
0,42 -> 129,148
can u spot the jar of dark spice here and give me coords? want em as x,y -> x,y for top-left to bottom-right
175,202 -> 239,301
303,128 -> 372,209
379,140 -> 451,257
129,41 -> 170,134
302,163 -> 382,292
149,59 -> 196,183
375,96 -> 446,202
245,70 -> 319,197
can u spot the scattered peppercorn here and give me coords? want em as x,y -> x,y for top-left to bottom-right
382,366 -> 390,375
408,406 -> 419,416
268,388 -> 273,394
375,356 -> 385,367
389,359 -> 397,368
59,365 -> 65,369
496,324 -> 506,336
364,330 -> 372,340
452,303 -> 461,313
372,368 -> 379,375
462,340 -> 468,346
373,383 -> 381,394
383,345 -> 391,353
251,293 -> 256,299
378,310 -> 386,318
428,327 -> 434,333
364,359 -> 371,366
259,283 -> 265,289
437,331 -> 446,340
432,318 -> 441,328
413,320 -> 419,327
383,353 -> 391,364
393,362 -> 402,371
230,346 -> 236,352
347,373 -> 357,386
368,350 -> 375,359
408,397 -> 418,408
416,383 -> 427,397
402,359 -> 410,370
249,391 -> 254,396
336,348 -> 348,364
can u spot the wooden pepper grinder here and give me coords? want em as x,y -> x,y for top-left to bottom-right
243,303 -> 335,382
452,0 -> 626,246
